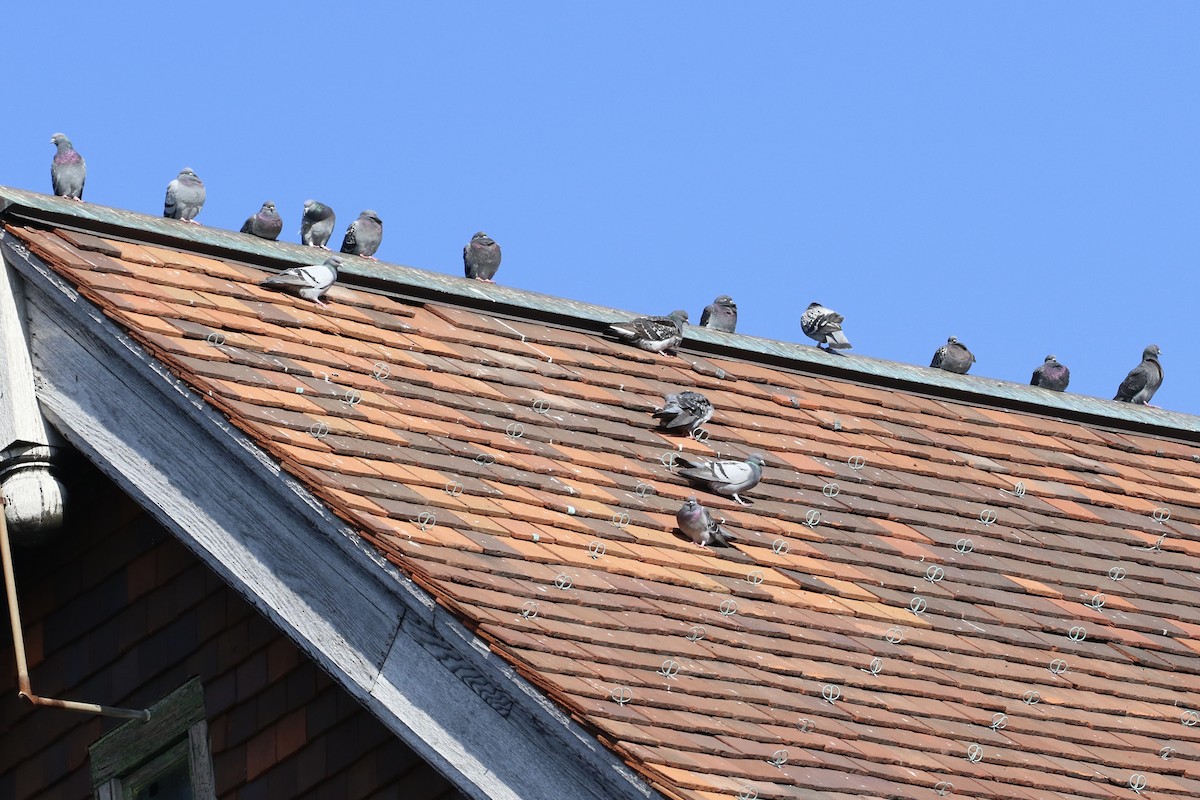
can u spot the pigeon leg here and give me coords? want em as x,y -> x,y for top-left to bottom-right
186,219 -> 202,225
731,494 -> 752,506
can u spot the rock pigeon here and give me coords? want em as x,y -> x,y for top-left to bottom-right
676,497 -> 736,547
463,232 -> 502,281
1114,344 -> 1163,404
608,310 -> 688,353
699,295 -> 737,333
340,210 -> 383,258
653,392 -> 714,435
49,133 -> 85,201
301,200 -> 336,248
260,256 -> 342,306
241,201 -> 283,241
164,168 -> 206,223
801,302 -> 852,350
675,453 -> 765,506
930,336 -> 975,374
1030,355 -> 1070,392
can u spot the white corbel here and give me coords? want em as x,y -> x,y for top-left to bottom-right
0,251 -> 65,545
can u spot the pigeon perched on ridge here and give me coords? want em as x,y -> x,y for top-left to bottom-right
301,200 -> 336,248
1030,355 -> 1070,392
164,168 -> 206,223
340,210 -> 383,258
464,232 -> 502,281
49,133 -> 85,201
699,295 -> 737,333
260,256 -> 342,306
930,336 -> 975,374
1114,344 -> 1163,404
609,310 -> 688,353
653,391 -> 714,435
676,497 -> 736,547
675,453 -> 765,506
801,302 -> 852,350
241,201 -> 283,240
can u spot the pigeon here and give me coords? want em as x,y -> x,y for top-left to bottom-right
608,310 -> 688,353
260,256 -> 342,306
675,453 -> 765,506
463,232 -> 502,281
1030,355 -> 1070,392
164,168 -> 206,223
1114,344 -> 1163,404
653,392 -> 714,435
241,201 -> 283,241
340,210 -> 383,258
676,497 -> 736,547
49,133 -> 85,201
800,302 -> 852,350
300,200 -> 337,248
930,336 -> 975,374
699,295 -> 737,333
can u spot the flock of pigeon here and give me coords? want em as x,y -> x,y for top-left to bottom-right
46,133 -> 1170,550
48,133 -> 1166,407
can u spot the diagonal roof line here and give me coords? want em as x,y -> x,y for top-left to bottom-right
2,185 -> 1197,442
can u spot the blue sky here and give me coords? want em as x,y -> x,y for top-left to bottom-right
5,4 -> 1198,413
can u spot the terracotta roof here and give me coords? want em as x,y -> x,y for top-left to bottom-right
7,195 -> 1200,799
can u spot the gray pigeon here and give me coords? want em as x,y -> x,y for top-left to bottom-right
1031,355 -> 1070,392
609,310 -> 688,353
675,453 -> 765,506
260,256 -> 342,306
164,168 -> 206,222
676,497 -> 736,547
464,232 -> 502,281
653,392 -> 714,435
699,295 -> 737,333
49,133 -> 86,201
1114,344 -> 1163,404
241,201 -> 283,240
301,200 -> 336,248
340,210 -> 383,258
801,302 -> 852,349
930,336 -> 975,374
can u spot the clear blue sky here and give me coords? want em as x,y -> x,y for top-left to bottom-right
5,4 -> 1198,413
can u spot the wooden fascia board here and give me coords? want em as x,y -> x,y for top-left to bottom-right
0,234 -> 655,800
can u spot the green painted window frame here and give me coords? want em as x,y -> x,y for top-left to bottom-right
88,678 -> 216,800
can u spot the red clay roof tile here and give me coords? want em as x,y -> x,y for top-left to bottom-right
16,220 -> 1200,800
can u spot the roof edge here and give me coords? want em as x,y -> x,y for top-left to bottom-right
3,185 -> 1197,442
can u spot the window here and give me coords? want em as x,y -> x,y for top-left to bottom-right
89,678 -> 216,800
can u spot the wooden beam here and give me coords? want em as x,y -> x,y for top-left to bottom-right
2,233 -> 653,800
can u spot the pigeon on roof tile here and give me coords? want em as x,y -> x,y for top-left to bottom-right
675,453 -> 765,506
340,210 -> 383,259
164,168 -> 206,223
1113,344 -> 1163,404
676,497 -> 736,547
463,232 -> 502,281
800,302 -> 852,350
240,201 -> 283,241
260,256 -> 342,306
1030,355 -> 1070,391
930,336 -> 975,374
653,392 -> 714,435
608,310 -> 688,353
300,200 -> 336,248
49,133 -> 85,201
699,295 -> 737,333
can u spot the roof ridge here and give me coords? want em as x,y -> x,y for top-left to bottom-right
3,185 -> 1198,440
